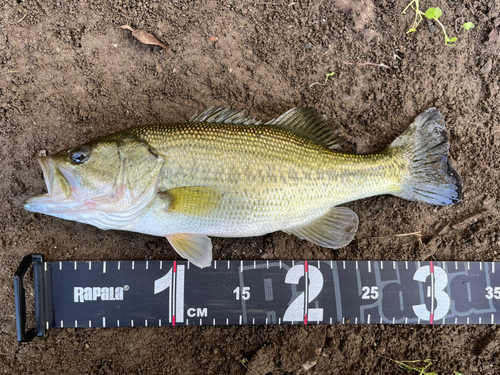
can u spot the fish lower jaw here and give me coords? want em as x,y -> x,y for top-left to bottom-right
23,194 -> 80,215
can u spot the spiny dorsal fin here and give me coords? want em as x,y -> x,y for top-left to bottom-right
189,107 -> 261,125
265,107 -> 344,149
158,186 -> 221,216
283,206 -> 358,248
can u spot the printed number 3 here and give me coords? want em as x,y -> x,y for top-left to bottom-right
412,266 -> 450,321
283,265 -> 324,322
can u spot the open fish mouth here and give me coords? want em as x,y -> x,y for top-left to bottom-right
24,157 -> 73,214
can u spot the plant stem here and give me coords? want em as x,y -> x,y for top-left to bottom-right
435,18 -> 455,45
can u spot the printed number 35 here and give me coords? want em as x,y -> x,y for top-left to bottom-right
485,287 -> 500,299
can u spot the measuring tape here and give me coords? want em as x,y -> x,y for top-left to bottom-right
14,254 -> 500,342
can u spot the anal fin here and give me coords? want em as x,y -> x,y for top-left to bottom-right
284,207 -> 359,248
166,233 -> 212,268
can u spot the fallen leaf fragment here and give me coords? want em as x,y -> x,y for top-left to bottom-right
120,25 -> 168,49
489,28 -> 498,44
480,58 -> 493,76
302,348 -> 323,371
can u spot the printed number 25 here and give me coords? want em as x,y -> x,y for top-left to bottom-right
283,265 -> 323,322
361,286 -> 378,299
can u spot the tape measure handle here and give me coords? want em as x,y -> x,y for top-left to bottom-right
14,254 -> 45,342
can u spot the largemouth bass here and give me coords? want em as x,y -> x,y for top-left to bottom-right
25,107 -> 462,267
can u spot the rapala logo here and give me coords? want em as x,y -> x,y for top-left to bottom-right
74,286 -> 128,303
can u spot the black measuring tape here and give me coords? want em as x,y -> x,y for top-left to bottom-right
14,254 -> 500,342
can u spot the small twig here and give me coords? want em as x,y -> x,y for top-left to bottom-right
1,70 -> 18,75
342,61 -> 390,68
9,13 -> 27,24
372,231 -> 422,239
467,1 -> 475,15
455,16 -> 463,33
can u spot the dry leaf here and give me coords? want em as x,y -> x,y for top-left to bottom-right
120,25 -> 168,49
489,28 -> 498,44
480,58 -> 493,76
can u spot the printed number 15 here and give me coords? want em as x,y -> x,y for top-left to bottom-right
233,286 -> 250,300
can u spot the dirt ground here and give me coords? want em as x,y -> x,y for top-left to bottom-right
1,0 -> 500,373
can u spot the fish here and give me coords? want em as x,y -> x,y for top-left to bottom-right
24,107 -> 462,268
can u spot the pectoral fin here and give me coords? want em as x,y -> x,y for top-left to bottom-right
283,207 -> 359,248
158,186 -> 221,216
166,233 -> 212,268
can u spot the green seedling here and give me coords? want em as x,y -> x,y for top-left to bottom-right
386,357 -> 464,375
425,7 -> 457,45
403,0 -> 424,33
462,22 -> 475,30
403,0 -> 457,45
309,72 -> 335,88
386,358 -> 436,375
240,358 -> 249,369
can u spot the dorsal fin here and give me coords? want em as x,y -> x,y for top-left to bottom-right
189,107 -> 261,125
265,107 -> 344,149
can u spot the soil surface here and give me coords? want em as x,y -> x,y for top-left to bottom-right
1,0 -> 500,374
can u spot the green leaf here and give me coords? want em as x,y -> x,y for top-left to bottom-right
462,22 -> 475,30
454,372 -> 464,375
407,27 -> 417,34
447,37 -> 458,43
425,7 -> 442,20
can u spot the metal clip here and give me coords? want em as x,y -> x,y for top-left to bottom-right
14,254 -> 44,342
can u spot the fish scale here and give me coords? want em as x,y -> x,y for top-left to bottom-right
134,122 -> 402,226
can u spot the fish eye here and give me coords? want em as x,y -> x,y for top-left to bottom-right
69,147 -> 89,164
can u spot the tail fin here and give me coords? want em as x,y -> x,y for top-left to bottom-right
389,108 -> 463,206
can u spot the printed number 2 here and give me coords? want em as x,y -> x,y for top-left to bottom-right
361,286 -> 379,299
283,265 -> 323,322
